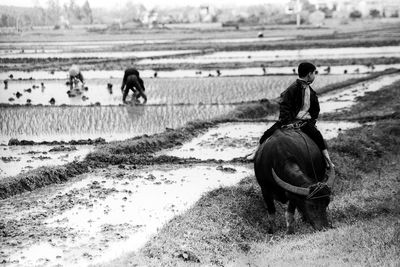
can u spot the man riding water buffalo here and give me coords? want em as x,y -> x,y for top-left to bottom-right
121,68 -> 147,104
259,62 -> 334,169
254,62 -> 335,234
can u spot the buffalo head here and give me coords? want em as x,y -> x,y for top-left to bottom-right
272,167 -> 335,230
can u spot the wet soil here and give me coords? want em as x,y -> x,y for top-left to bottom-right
0,164 -> 253,266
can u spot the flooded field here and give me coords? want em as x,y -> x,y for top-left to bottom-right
319,73 -> 400,113
0,104 -> 235,178
0,105 -> 235,144
3,64 -> 396,81
0,50 -> 199,59
0,74 -> 366,106
2,72 -> 399,178
137,46 -> 400,65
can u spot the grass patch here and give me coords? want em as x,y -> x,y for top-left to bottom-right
238,215 -> 399,266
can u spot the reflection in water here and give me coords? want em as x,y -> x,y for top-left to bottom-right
0,105 -> 236,143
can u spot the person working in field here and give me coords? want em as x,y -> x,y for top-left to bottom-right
68,64 -> 85,89
259,62 -> 335,169
121,68 -> 147,104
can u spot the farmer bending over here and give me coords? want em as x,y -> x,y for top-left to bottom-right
259,62 -> 335,169
121,68 -> 147,104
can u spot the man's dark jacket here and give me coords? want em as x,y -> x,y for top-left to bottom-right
278,79 -> 320,125
259,79 -> 320,144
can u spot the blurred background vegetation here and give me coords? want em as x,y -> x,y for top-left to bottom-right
1,0 -> 399,32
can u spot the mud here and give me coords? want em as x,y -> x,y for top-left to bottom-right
0,164 -> 253,266
8,138 -> 106,146
0,145 -> 94,178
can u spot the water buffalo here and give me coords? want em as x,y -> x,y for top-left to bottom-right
254,128 -> 335,234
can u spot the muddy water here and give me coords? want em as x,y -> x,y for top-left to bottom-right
0,50 -> 199,59
319,73 -> 400,113
2,64 -> 396,81
0,145 -> 94,177
161,121 -> 361,161
0,164 -> 252,266
0,75 -> 365,106
137,46 -> 400,65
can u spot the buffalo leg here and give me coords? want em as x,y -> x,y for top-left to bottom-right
261,188 -> 276,234
286,201 -> 296,234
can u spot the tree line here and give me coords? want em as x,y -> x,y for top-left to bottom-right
0,0 -> 93,28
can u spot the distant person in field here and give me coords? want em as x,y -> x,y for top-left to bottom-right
68,65 -> 85,89
121,68 -> 147,104
258,62 -> 334,169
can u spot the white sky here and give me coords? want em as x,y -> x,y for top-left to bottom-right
0,0 -> 291,9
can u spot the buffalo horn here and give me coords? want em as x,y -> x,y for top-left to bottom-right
272,168 -> 309,196
324,167 -> 336,189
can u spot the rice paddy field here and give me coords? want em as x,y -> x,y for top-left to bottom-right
0,18 -> 399,267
